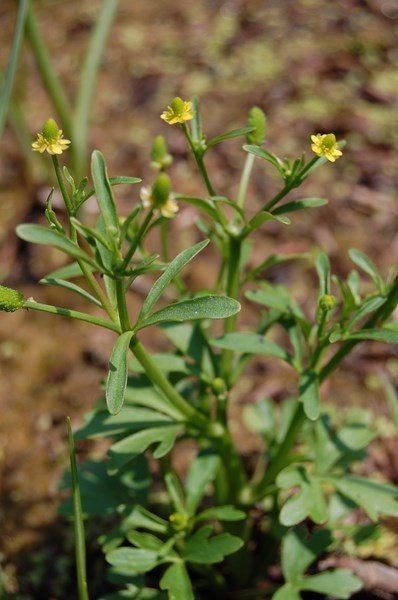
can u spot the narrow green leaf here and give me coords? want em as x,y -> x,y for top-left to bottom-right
316,252 -> 330,296
140,240 -> 209,319
16,224 -> 99,270
75,406 -> 173,440
244,211 -> 290,236
137,296 -> 240,330
91,150 -> 119,230
177,195 -> 220,222
245,287 -> 310,334
196,506 -> 246,522
106,331 -> 135,415
206,126 -> 255,148
40,277 -> 102,307
272,197 -> 328,216
0,0 -> 29,137
349,249 -> 383,289
160,562 -> 194,600
299,370 -> 320,420
186,450 -> 220,515
109,176 -> 141,186
43,262 -> 87,280
210,332 -> 291,363
346,296 -> 385,330
298,569 -> 362,598
243,145 -> 283,170
106,547 -> 159,574
345,328 -> 398,344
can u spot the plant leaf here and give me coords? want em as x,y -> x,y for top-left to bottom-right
272,197 -> 328,216
272,583 -> 302,600
160,562 -> 194,600
108,424 -> 182,473
91,150 -> 119,231
106,331 -> 135,415
349,249 -> 383,290
106,547 -> 159,574
195,506 -> 246,523
186,449 -> 220,515
281,527 -> 332,582
137,296 -> 240,330
206,126 -> 256,148
298,569 -> 362,598
345,328 -> 398,344
299,370 -> 320,420
40,277 -> 102,307
139,240 -> 209,319
16,224 -> 98,269
182,526 -> 243,564
277,466 -> 328,526
329,475 -> 398,521
210,332 -> 291,363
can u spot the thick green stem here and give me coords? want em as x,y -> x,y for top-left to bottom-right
219,237 -> 241,386
72,0 -> 119,178
25,5 -> 73,136
249,404 -> 306,502
129,336 -> 209,429
115,278 -> 131,331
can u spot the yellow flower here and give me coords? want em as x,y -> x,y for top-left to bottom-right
32,118 -> 71,155
140,173 -> 179,219
160,97 -> 194,125
311,133 -> 342,162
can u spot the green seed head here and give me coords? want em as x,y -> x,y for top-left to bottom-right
0,285 -> 25,312
42,118 -> 59,141
246,106 -> 267,145
152,173 -> 171,207
170,97 -> 184,115
151,135 -> 173,169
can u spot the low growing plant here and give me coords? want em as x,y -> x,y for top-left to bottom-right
2,97 -> 398,599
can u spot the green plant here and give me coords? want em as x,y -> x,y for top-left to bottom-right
3,97 -> 398,599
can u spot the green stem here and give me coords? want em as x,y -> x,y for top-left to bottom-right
67,418 -> 90,600
219,236 -> 241,386
23,300 -> 120,332
52,155 -> 73,215
262,184 -> 292,212
0,0 -> 29,138
181,122 -> 216,197
25,4 -> 73,136
115,277 -> 131,331
129,336 -> 209,429
72,0 -> 119,178
249,404 -> 306,502
121,209 -> 153,270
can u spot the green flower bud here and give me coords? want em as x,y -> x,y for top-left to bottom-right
152,173 -> 171,208
246,106 -> 267,145
319,294 -> 336,312
0,285 -> 25,312
169,512 -> 188,531
150,135 -> 173,170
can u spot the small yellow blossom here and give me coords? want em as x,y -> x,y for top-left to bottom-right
32,118 -> 71,155
140,173 -> 179,219
160,97 -> 194,125
311,133 -> 342,162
